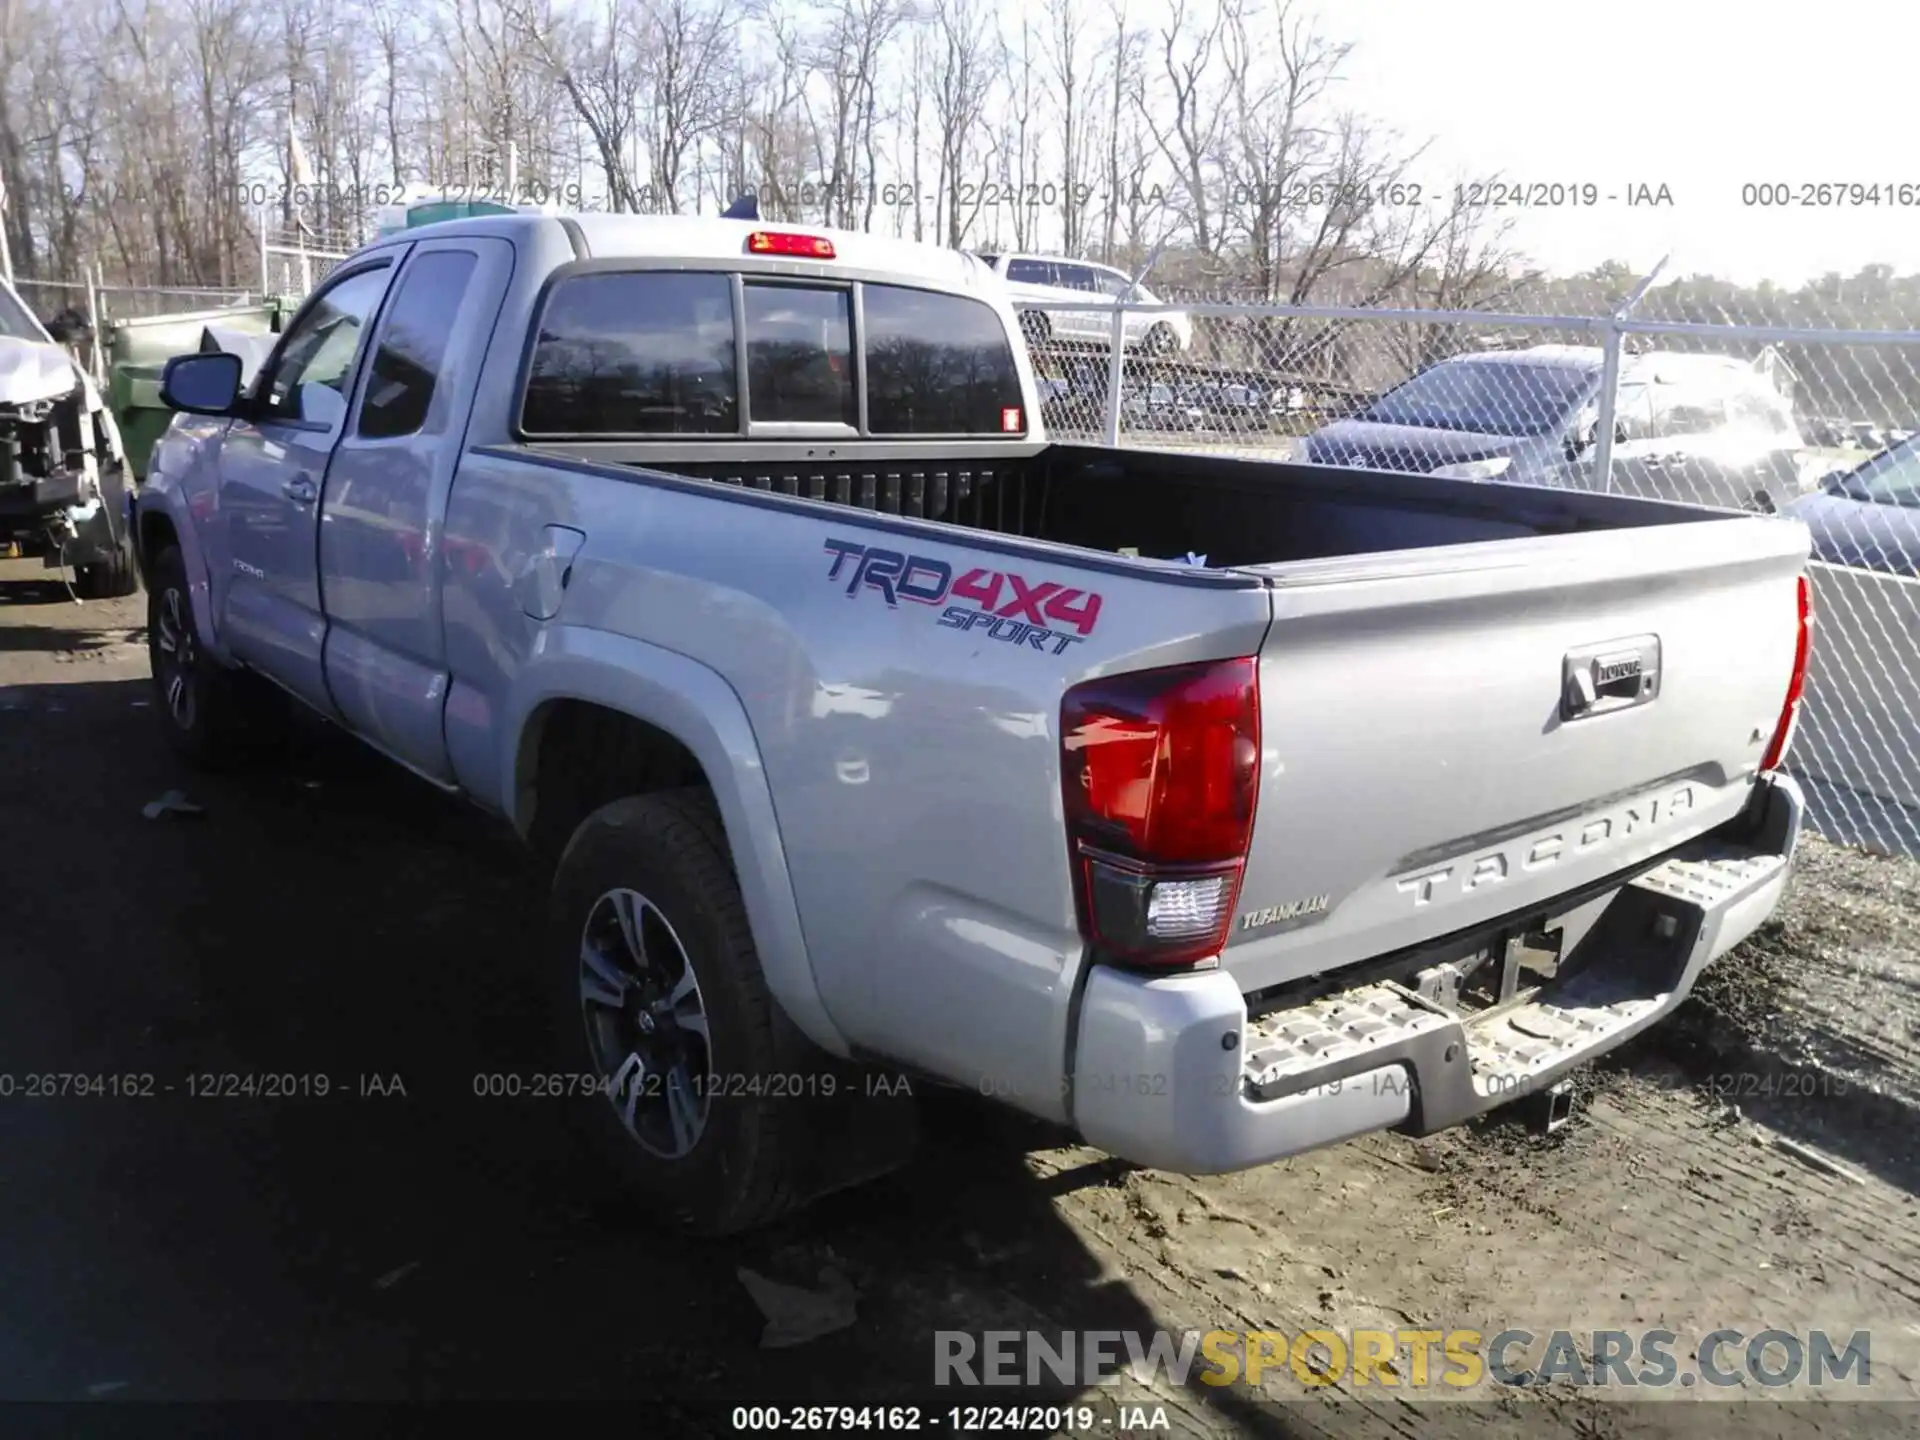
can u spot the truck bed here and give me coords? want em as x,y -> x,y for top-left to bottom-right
538,440 -> 1727,570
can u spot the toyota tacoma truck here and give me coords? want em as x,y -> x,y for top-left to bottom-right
0,278 -> 139,596
132,211 -> 1814,1235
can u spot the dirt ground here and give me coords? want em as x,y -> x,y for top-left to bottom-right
3,557 -> 1918,1436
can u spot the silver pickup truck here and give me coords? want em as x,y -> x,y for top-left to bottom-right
133,213 -> 1814,1235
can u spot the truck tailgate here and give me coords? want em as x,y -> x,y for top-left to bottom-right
1224,515 -> 1812,994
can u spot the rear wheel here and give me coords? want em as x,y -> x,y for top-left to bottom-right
1019,310 -> 1051,347
549,790 -> 891,1235
1144,321 -> 1179,357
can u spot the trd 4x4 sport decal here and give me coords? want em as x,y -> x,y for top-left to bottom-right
823,538 -> 1103,655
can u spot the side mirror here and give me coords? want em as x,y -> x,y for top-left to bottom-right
159,352 -> 244,416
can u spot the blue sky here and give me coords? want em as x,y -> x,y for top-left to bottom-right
1327,0 -> 1918,284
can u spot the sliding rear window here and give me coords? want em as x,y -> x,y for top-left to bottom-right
744,282 -> 855,426
519,271 -> 1024,437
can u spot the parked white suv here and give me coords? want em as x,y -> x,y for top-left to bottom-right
975,252 -> 1193,356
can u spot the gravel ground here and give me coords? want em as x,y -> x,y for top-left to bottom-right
2,558 -> 1917,1436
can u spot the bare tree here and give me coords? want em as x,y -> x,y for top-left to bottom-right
640,0 -> 734,212
997,11 -> 1038,251
929,0 -> 993,248
503,0 -> 645,211
734,2 -> 812,221
366,0 -> 410,186
1217,0 -> 1345,301
1095,0 -> 1144,264
1139,0 -> 1225,263
1043,0 -> 1090,256
893,21 -> 930,241
1387,185 -> 1536,373
804,0 -> 905,227
0,0 -> 1572,356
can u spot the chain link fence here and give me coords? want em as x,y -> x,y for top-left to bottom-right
260,244 -> 349,301
258,219 -> 358,301
1023,291 -> 1920,859
13,277 -> 255,322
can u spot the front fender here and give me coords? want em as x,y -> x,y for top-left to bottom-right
503,625 -> 851,1059
131,468 -> 226,661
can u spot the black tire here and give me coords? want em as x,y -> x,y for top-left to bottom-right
1019,310 -> 1051,346
548,790 -> 821,1236
74,538 -> 139,599
146,544 -> 279,768
1144,322 -> 1179,357
74,467 -> 141,599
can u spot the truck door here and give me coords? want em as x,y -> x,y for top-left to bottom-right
318,236 -> 513,783
217,259 -> 399,714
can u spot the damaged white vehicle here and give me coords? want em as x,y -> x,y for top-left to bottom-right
0,279 -> 139,597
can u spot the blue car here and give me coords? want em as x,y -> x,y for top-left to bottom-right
1787,435 -> 1920,576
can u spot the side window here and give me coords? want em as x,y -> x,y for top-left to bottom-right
1092,269 -> 1133,298
1857,444 -> 1920,506
743,282 -> 855,426
862,284 -> 1026,435
1729,389 -> 1774,430
521,271 -> 738,435
1007,258 -> 1060,286
1058,265 -> 1100,293
1649,383 -> 1727,440
1613,385 -> 1656,440
261,265 -> 392,426
357,250 -> 480,439
1734,385 -> 1799,439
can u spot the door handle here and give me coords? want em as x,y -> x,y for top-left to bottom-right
282,476 -> 317,505
1562,635 -> 1662,721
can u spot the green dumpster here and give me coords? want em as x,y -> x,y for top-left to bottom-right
108,362 -> 172,483
104,300 -> 291,479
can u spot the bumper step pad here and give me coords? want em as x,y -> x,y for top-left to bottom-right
1242,985 -> 1451,1095
1239,846 -> 1788,1106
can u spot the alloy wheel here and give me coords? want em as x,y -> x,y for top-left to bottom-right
578,887 -> 714,1159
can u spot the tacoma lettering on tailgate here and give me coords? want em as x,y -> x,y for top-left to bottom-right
1394,784 -> 1699,907
823,538 -> 1104,655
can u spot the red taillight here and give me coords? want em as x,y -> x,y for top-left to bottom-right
746,230 -> 836,259
1060,657 -> 1261,967
1760,573 -> 1813,773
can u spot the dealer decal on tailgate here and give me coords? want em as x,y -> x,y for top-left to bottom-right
823,538 -> 1103,654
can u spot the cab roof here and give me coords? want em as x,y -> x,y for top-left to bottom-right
355,211 -> 1000,295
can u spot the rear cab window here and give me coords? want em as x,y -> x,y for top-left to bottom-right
520,268 -> 1027,439
521,271 -> 738,435
862,285 -> 1026,434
